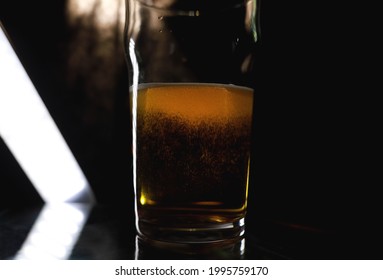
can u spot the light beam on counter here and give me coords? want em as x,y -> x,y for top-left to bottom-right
14,204 -> 92,260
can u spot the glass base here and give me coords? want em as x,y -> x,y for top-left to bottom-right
135,235 -> 246,259
136,217 -> 245,245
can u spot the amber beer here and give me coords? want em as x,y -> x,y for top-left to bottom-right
132,83 -> 253,243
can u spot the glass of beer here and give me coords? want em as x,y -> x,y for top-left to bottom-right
124,0 -> 259,246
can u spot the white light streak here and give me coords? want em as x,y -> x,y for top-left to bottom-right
0,25 -> 95,203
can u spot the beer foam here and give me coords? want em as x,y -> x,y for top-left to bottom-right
136,83 -> 253,122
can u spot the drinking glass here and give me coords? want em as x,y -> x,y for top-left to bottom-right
124,0 -> 259,246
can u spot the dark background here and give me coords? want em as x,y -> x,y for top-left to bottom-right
0,0 -> 378,259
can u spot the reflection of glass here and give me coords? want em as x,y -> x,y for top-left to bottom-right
14,204 -> 92,260
125,0 -> 259,245
135,235 -> 245,260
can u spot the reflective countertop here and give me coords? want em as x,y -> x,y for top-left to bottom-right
0,203 -> 368,260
